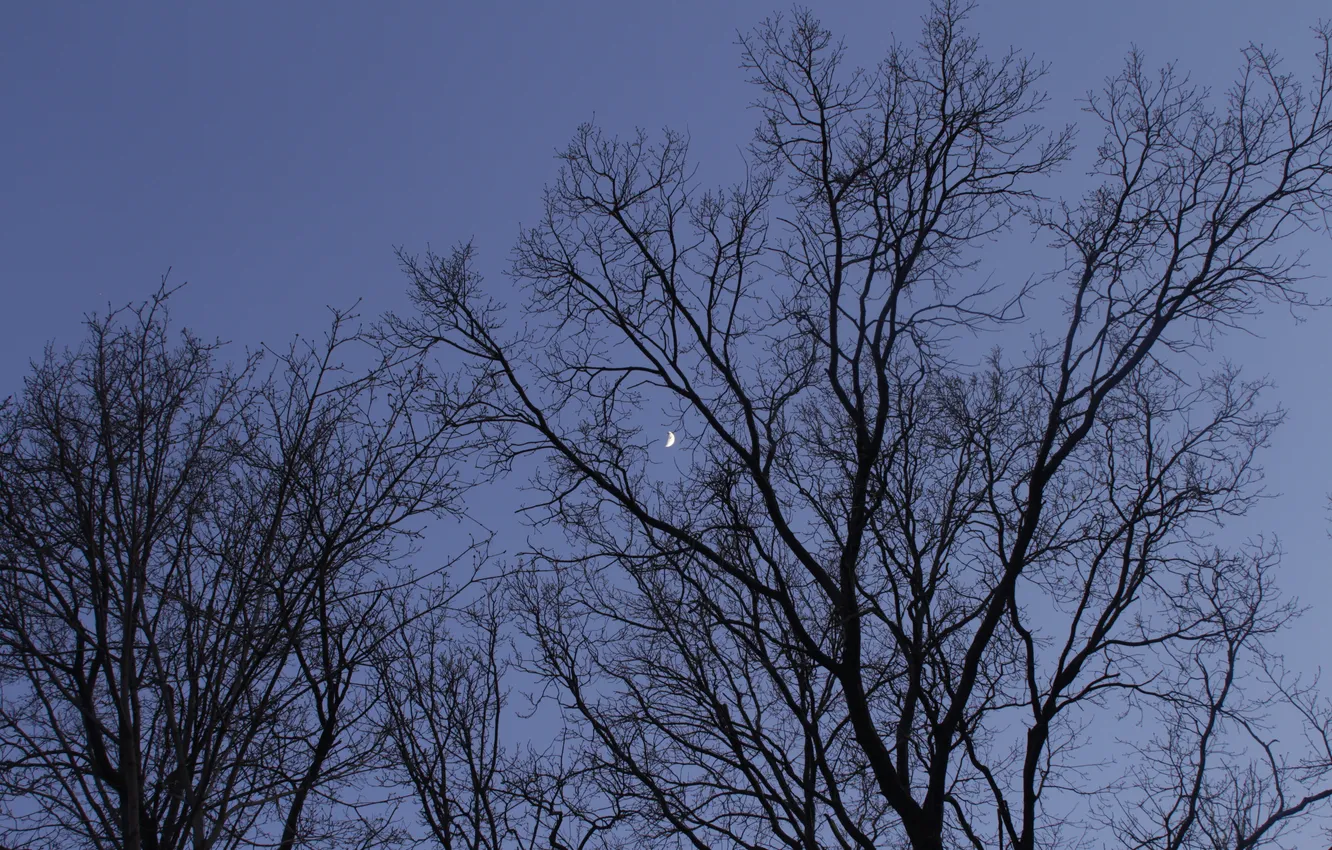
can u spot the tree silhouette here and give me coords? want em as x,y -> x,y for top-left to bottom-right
382,3 -> 1332,849
0,289 -> 481,850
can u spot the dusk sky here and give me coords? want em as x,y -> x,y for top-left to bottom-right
4,0 -> 1331,692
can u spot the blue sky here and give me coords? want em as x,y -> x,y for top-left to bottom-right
4,0 -> 1331,708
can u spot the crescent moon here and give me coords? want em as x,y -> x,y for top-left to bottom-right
664,431 -> 676,448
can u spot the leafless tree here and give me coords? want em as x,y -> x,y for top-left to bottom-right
380,3 -> 1332,850
373,560 -> 624,850
375,585 -> 516,850
0,288 -> 481,850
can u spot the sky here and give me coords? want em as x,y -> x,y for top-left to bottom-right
4,0 -> 1332,774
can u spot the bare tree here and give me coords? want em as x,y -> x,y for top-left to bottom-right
375,585 -> 516,850
0,288 -> 479,850
373,563 -> 623,850
381,3 -> 1332,850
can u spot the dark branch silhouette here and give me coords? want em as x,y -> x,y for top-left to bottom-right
381,4 -> 1332,849
0,288 -> 481,850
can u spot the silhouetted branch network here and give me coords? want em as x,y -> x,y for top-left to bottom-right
378,4 -> 1332,850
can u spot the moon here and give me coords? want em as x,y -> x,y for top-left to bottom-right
664,431 -> 676,448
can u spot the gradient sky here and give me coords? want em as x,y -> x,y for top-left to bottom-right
4,0 -> 1331,726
